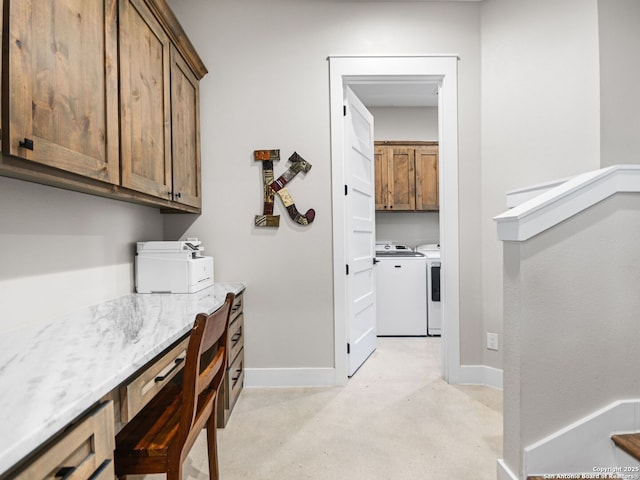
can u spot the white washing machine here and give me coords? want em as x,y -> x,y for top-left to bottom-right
416,244 -> 442,336
375,243 -> 427,336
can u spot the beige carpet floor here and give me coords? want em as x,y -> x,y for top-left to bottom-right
136,337 -> 502,479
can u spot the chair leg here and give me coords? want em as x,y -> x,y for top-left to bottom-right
206,407 -> 220,480
167,464 -> 182,480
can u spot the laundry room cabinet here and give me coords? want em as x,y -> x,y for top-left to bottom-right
375,141 -> 439,211
0,0 -> 207,213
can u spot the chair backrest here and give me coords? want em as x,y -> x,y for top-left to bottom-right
176,292 -> 235,455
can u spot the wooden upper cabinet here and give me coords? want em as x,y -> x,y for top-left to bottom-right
374,146 -> 387,210
119,0 -> 172,200
387,146 -> 416,211
170,45 -> 201,208
0,0 -> 4,154
1,0 -> 3,154
415,145 -> 439,211
375,141 -> 439,212
4,0 -> 119,183
375,144 -> 417,211
0,0 -> 206,212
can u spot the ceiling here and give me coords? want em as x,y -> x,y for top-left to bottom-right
349,82 -> 439,108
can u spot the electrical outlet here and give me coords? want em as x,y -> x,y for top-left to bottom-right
486,332 -> 499,351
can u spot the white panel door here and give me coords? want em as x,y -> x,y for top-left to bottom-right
345,86 -> 377,377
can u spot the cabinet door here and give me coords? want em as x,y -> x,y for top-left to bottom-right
374,145 -> 388,210
388,146 -> 415,210
415,145 -> 439,210
119,0 -> 172,200
170,45 -> 201,208
1,0 -> 3,154
5,0 -> 119,183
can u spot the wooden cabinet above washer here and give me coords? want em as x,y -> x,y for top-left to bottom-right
375,141 -> 439,212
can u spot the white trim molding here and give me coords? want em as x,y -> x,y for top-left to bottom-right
495,165 -> 640,241
505,176 -> 573,209
328,55 -> 461,385
497,459 -> 519,480
524,399 -> 640,477
458,365 -> 503,389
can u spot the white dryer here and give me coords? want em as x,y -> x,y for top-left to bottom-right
416,244 -> 442,336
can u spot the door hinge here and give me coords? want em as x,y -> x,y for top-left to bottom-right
343,105 -> 347,116
344,184 -> 348,196
346,264 -> 349,275
347,343 -> 351,354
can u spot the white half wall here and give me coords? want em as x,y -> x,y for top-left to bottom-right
501,192 -> 640,477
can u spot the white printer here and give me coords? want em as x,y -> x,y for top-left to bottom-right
135,239 -> 214,293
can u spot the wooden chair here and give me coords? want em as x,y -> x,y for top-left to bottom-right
114,292 -> 235,480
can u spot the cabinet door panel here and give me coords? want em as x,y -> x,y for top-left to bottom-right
374,146 -> 388,210
6,0 -> 119,183
119,0 -> 172,199
170,46 -> 201,208
415,146 -> 439,210
389,147 -> 415,210
1,0 -> 3,154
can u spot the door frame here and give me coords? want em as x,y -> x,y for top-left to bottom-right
329,55 -> 461,385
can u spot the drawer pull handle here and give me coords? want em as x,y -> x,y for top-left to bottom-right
19,137 -> 34,150
231,304 -> 241,312
231,368 -> 242,385
55,466 -> 76,479
155,355 -> 185,382
231,332 -> 242,344
88,460 -> 112,479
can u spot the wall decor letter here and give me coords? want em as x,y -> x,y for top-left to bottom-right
254,150 -> 316,227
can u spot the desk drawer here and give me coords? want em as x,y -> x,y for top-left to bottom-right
120,336 -> 188,423
230,293 -> 243,322
228,313 -> 243,364
227,347 -> 244,411
13,401 -> 114,480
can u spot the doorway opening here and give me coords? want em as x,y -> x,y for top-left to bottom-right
329,56 -> 460,385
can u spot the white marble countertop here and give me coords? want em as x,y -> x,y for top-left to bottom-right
0,282 -> 245,476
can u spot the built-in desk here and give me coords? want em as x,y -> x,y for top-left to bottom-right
0,282 -> 245,479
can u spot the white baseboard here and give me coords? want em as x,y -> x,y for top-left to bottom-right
244,367 -> 336,387
524,399 -> 640,476
497,459 -> 519,480
245,365 -> 503,388
458,365 -> 503,389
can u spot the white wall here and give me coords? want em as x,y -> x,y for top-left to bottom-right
371,106 -> 440,248
0,0 -> 610,386
481,0 -> 601,372
370,106 -> 438,141
0,176 -> 163,333
165,0 -> 482,375
376,212 -> 439,249
598,0 -> 640,167
503,193 -> 640,477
